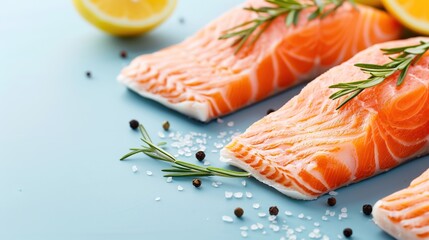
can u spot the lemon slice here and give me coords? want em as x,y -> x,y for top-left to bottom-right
73,0 -> 177,36
382,0 -> 429,35
355,0 -> 382,7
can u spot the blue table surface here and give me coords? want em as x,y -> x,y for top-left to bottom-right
1,1 -> 428,239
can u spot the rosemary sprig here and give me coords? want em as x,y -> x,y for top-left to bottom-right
219,0 -> 354,53
120,124 -> 250,178
329,41 -> 429,109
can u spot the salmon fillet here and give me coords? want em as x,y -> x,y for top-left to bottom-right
220,37 -> 429,200
118,0 -> 401,122
373,169 -> 429,240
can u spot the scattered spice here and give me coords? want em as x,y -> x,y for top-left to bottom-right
269,206 -> 279,216
120,50 -> 127,58
234,207 -> 244,218
195,151 -> 206,161
327,197 -> 337,206
129,119 -> 139,130
362,204 -> 373,216
266,109 -> 276,115
343,228 -> 353,238
192,178 -> 201,188
162,121 -> 170,131
86,71 -> 92,78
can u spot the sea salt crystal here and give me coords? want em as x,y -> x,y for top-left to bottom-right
217,118 -> 224,123
329,191 -> 338,196
177,185 -> 184,191
329,211 -> 336,217
322,235 -> 330,240
241,231 -> 248,238
166,177 -> 172,183
269,224 -> 280,232
212,182 -> 219,188
298,213 -> 305,219
295,228 -> 303,233
287,229 -> 295,235
203,161 -> 211,166
257,223 -> 264,229
225,191 -> 233,199
131,165 -> 138,173
245,192 -> 253,198
284,211 -> 293,216
262,231 -> 266,235
146,170 -> 153,176
314,222 -> 320,227
211,150 -> 218,153
155,197 -> 161,201
214,142 -> 224,149
253,203 -> 260,209
341,207 -> 347,213
222,216 -> 233,223
258,212 -> 267,217
240,226 -> 248,231
306,216 -> 312,220
322,216 -> 328,221
158,132 -> 165,138
337,234 -> 343,239
241,180 -> 247,187
227,121 -> 235,127
234,192 -> 243,198
184,152 -> 192,157
250,224 -> 259,230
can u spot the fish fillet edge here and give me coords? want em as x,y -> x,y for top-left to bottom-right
220,148 -> 314,200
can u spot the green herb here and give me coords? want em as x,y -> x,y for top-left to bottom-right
329,41 -> 429,109
120,124 -> 250,178
219,0 -> 354,53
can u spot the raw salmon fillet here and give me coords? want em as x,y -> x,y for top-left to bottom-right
220,37 -> 429,200
118,0 -> 401,122
373,169 -> 429,240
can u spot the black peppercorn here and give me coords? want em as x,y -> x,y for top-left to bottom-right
362,204 -> 372,215
266,109 -> 276,115
129,119 -> 139,130
327,197 -> 336,206
269,206 -> 279,216
195,151 -> 206,161
120,50 -> 127,58
192,178 -> 201,188
343,228 -> 353,238
162,121 -> 170,131
234,207 -> 244,218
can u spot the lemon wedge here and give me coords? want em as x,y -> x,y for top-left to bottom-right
355,0 -> 382,7
382,0 -> 429,35
73,0 -> 177,36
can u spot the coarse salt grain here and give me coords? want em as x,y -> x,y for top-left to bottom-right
146,170 -> 153,176
227,121 -> 234,127
212,182 -> 219,188
222,215 -> 233,223
234,192 -> 243,198
225,191 -> 233,199
131,165 -> 138,173
250,224 -> 258,230
306,216 -> 312,220
241,180 -> 247,187
166,177 -> 172,183
341,207 -> 347,213
177,185 -> 184,191
314,222 -> 320,227
258,212 -> 267,217
268,215 -> 277,221
253,203 -> 260,209
257,223 -> 264,229
298,213 -> 304,219
240,226 -> 248,231
217,118 -> 224,123
241,231 -> 248,238
329,191 -> 338,196
245,192 -> 253,198
269,224 -> 280,232
284,211 -> 293,216
155,197 -> 161,201
322,216 -> 328,221
158,132 -> 165,138
203,161 -> 211,166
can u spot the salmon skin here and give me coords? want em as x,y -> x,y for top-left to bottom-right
118,0 -> 401,122
373,169 -> 429,240
220,37 -> 429,200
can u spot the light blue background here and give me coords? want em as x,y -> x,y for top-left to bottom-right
1,1 -> 427,239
